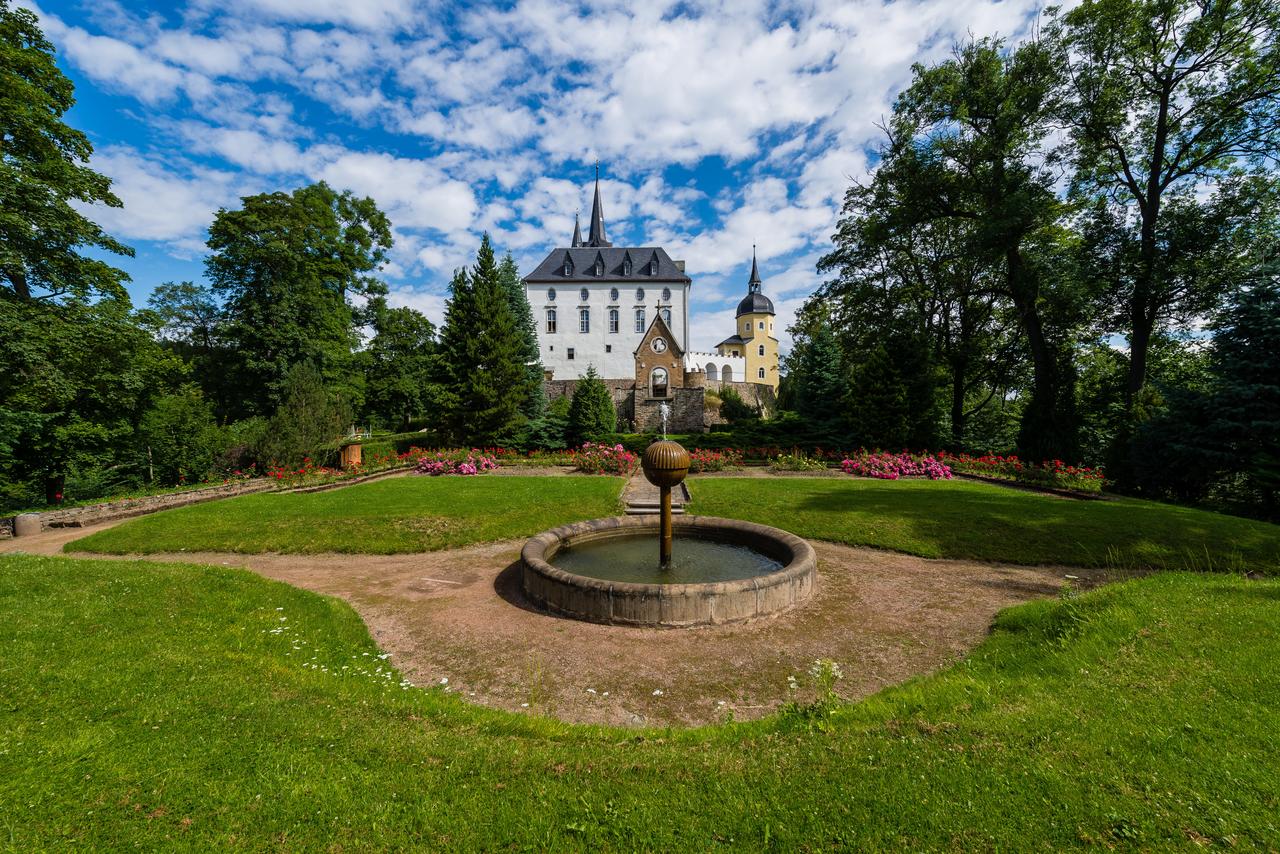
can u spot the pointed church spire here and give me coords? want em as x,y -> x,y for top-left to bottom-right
748,244 -> 762,292
571,211 -> 582,247
587,162 -> 611,247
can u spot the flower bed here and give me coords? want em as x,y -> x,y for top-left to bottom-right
936,452 -> 1105,494
770,451 -> 830,472
688,448 -> 743,473
573,443 -> 638,476
414,449 -> 499,476
840,451 -> 952,481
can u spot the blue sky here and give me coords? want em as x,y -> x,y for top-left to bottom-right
26,0 -> 1045,352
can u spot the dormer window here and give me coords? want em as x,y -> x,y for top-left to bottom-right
563,257 -> 573,276
623,258 -> 632,275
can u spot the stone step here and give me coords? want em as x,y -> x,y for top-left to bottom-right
624,506 -> 686,515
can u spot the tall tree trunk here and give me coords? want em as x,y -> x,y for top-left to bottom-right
1007,247 -> 1067,461
1128,81 -> 1171,405
949,354 -> 967,448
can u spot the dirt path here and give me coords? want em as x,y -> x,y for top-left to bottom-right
6,522 -> 1113,727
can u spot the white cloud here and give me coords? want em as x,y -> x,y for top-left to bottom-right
312,150 -> 479,233
83,146 -> 247,246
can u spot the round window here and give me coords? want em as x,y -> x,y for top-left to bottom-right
580,288 -> 589,302
661,287 -> 671,301
609,287 -> 619,301
635,288 -> 645,302
547,288 -> 556,301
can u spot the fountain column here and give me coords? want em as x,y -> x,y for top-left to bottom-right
641,440 -> 690,569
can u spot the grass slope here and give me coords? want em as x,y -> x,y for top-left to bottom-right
67,475 -> 623,554
2,553 -> 1279,849
692,477 -> 1280,572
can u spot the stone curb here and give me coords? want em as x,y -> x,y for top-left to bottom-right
521,514 -> 817,628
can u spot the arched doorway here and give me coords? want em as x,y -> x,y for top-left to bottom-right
705,361 -> 716,377
651,367 -> 669,398
721,365 -> 733,383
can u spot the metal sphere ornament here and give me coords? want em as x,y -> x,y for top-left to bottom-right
641,440 -> 689,569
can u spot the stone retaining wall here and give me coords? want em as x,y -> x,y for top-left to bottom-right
0,479 -> 277,538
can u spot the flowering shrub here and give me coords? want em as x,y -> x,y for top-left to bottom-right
266,457 -> 353,486
840,451 -> 953,481
688,447 -> 743,473
937,452 -> 1105,493
770,451 -> 829,472
413,449 -> 499,476
573,442 -> 638,476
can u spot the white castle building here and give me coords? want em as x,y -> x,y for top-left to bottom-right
522,172 -> 779,431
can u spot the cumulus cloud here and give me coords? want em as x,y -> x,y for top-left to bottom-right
40,0 -> 1057,350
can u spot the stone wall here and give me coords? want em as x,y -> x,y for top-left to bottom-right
543,379 -> 707,434
0,479 -> 276,538
703,380 -> 778,426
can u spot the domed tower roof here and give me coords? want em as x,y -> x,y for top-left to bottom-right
735,246 -> 774,317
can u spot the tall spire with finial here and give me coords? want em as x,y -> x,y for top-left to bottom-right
587,161 -> 611,247
748,244 -> 762,292
571,210 -> 582,247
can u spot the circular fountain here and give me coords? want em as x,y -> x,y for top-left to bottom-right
521,441 -> 816,627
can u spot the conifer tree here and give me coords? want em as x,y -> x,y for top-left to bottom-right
844,344 -> 910,449
568,365 -> 616,444
791,320 -> 846,425
436,235 -> 532,444
498,252 -> 546,417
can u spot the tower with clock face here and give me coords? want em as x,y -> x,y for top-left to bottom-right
633,311 -> 684,400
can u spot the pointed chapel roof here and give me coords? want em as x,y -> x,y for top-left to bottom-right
571,212 -> 582,247
587,163 -> 611,247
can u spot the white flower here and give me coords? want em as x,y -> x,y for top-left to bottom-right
652,689 -> 663,696
439,677 -> 448,685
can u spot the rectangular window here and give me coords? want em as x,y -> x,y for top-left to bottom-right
635,309 -> 646,332
605,344 -> 612,353
579,308 -> 590,333
609,308 -> 619,333
567,348 -> 575,360
546,308 -> 557,333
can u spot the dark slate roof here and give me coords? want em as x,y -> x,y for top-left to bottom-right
587,173 -> 609,247
715,334 -> 747,348
524,246 -> 690,283
734,246 -> 775,316
736,291 -> 775,316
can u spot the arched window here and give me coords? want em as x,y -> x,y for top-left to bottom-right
594,258 -> 603,276
661,287 -> 671,301
609,287 -> 619,301
634,308 -> 645,332
608,308 -> 619,333
635,288 -> 645,301
580,287 -> 589,302
758,344 -> 765,356
651,367 -> 669,398
548,288 -> 556,301
562,257 -> 572,275
579,308 -> 590,333
545,308 -> 557,333
705,361 -> 716,376
623,259 -> 632,275
758,367 -> 765,379
721,365 -> 733,382
661,308 -> 671,326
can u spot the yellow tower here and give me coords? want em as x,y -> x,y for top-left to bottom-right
715,247 -> 779,390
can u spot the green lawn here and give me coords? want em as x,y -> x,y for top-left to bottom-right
691,477 -> 1280,572
67,475 -> 624,554
3,553 -> 1278,849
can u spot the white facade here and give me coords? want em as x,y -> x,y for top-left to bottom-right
684,351 -> 745,383
529,280 -> 690,380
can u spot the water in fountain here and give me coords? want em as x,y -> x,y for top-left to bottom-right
550,535 -> 782,584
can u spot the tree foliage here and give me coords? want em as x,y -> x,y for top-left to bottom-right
361,299 -> 440,431
0,0 -> 132,303
567,365 -> 616,445
206,182 -> 391,418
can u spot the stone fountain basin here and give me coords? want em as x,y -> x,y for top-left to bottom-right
521,515 -> 817,628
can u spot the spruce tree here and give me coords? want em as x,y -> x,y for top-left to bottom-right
436,235 -> 532,445
792,320 -> 845,425
568,365 -> 616,445
498,252 -> 546,417
844,344 -> 910,449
